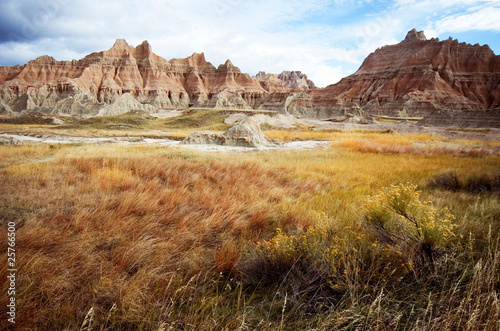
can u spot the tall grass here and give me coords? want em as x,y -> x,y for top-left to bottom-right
340,136 -> 494,157
0,138 -> 499,330
0,148 -> 315,329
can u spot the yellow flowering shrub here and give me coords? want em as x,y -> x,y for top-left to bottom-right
246,185 -> 457,294
365,183 -> 456,248
254,221 -> 413,292
258,223 -> 344,269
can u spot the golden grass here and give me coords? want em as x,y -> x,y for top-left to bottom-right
339,135 -> 495,157
0,134 -> 499,330
0,109 -> 228,139
0,146 -> 317,328
0,123 -> 201,140
264,130 -> 341,141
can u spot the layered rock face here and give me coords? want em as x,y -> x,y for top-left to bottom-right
255,71 -> 315,92
0,39 -> 292,115
1,31 -> 499,127
288,29 -> 500,127
277,71 -> 316,91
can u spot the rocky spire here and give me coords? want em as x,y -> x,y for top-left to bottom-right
100,38 -> 135,58
404,28 -> 427,42
134,40 -> 153,60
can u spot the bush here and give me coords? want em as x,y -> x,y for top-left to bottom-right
429,171 -> 500,195
428,171 -> 461,191
241,184 -> 458,305
239,223 -> 345,308
466,174 -> 500,194
364,183 -> 456,265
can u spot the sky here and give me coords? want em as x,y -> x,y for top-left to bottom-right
0,0 -> 499,87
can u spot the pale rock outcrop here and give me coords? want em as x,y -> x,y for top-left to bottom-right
181,131 -> 220,145
219,117 -> 276,147
97,93 -> 156,116
182,117 -> 277,148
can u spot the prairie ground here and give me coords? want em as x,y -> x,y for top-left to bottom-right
0,128 -> 499,330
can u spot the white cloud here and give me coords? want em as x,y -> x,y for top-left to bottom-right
431,7 -> 500,33
0,0 -> 367,86
394,0 -> 500,33
0,0 -> 499,87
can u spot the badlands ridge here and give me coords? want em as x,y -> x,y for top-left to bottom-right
0,29 -> 499,127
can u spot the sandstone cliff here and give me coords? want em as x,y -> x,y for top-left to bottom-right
1,31 -> 499,127
0,39 -> 293,115
286,29 -> 500,127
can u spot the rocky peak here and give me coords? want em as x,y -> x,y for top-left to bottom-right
305,28 -> 500,126
113,38 -> 129,48
132,40 -> 166,62
254,71 -> 289,93
404,29 -> 427,42
217,59 -> 241,73
255,71 -> 267,80
134,40 -> 152,57
32,55 -> 57,64
82,39 -> 166,63
277,71 -> 316,90
104,38 -> 135,57
255,70 -> 315,91
186,52 -> 211,67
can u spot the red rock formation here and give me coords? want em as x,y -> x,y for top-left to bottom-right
255,71 -> 290,93
0,39 -> 288,115
1,32 -> 499,127
288,29 -> 500,127
255,70 -> 315,92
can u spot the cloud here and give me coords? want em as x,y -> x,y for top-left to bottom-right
0,0 -> 499,87
431,7 -> 500,33
0,0 -> 370,86
394,0 -> 500,33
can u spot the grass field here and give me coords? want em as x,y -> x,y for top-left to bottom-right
0,129 -> 499,330
0,109 -> 228,139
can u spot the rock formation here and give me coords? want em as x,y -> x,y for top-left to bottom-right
1,30 -> 499,127
254,72 -> 290,93
0,39 -> 294,116
182,117 -> 277,148
277,71 -> 316,91
255,71 -> 315,92
287,29 -> 500,127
